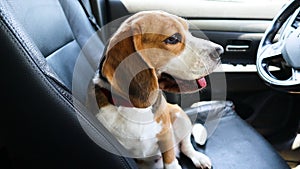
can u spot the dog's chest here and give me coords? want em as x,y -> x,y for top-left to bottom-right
96,104 -> 162,157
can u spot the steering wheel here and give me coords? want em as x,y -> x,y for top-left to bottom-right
257,0 -> 300,88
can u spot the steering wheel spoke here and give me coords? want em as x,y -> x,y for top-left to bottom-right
291,69 -> 300,82
258,41 -> 284,60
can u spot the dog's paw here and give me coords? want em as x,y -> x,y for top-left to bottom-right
164,159 -> 182,169
190,151 -> 212,169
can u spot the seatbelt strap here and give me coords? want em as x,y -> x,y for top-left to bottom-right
78,0 -> 101,30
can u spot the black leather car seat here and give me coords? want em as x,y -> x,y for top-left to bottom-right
0,0 -> 290,169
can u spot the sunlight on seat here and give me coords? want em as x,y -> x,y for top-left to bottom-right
292,164 -> 300,169
292,134 -> 300,150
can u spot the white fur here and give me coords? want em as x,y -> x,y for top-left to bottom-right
96,104 -> 162,157
92,71 -> 100,85
172,111 -> 193,150
96,104 -> 211,168
181,134 -> 212,169
94,13 -> 217,168
164,159 -> 182,169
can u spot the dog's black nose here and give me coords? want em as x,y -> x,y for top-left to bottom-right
209,45 -> 223,61
215,45 -> 224,55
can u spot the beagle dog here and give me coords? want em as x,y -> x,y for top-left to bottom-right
93,11 -> 223,169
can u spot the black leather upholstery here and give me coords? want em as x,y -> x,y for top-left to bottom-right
0,0 -> 136,168
0,0 -> 290,169
181,102 -> 290,169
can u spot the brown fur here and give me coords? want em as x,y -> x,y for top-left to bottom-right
155,104 -> 180,165
101,11 -> 189,108
96,10 -> 220,168
103,36 -> 159,108
94,85 -> 110,107
99,11 -> 193,166
131,12 -> 186,69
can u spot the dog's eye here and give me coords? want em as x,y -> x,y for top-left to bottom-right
164,33 -> 182,45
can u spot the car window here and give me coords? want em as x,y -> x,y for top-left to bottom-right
121,0 -> 289,19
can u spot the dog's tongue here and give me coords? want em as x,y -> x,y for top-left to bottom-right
197,78 -> 207,88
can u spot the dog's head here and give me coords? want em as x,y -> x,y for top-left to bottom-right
96,11 -> 223,108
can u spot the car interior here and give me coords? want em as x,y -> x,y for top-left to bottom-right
0,0 -> 299,169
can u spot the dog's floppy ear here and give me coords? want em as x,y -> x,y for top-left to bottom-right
101,20 -> 159,108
